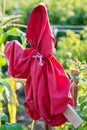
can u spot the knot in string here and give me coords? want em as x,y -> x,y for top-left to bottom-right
32,52 -> 43,66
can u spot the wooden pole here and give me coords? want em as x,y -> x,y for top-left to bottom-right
70,69 -> 79,107
45,124 -> 52,130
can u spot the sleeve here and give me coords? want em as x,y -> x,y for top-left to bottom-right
4,40 -> 32,78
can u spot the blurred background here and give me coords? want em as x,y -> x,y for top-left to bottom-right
0,0 -> 87,130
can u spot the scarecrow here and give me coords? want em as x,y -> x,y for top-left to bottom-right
4,3 -> 74,126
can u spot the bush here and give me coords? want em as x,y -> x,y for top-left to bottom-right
55,29 -> 87,68
4,0 -> 87,27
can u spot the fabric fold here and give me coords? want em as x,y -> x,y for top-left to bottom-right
4,3 -> 73,126
4,40 -> 34,78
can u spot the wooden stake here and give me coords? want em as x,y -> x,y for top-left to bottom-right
45,124 -> 54,130
63,104 -> 83,129
70,69 -> 79,107
45,124 -> 51,130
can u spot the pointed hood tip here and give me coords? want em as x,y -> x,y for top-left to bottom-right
36,2 -> 46,7
26,3 -> 47,46
26,2 -> 55,56
34,2 -> 47,13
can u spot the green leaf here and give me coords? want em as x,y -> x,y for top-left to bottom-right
0,53 -> 6,67
0,85 -> 5,93
0,33 -> 7,45
80,102 -> 87,111
0,28 -> 26,46
0,26 -> 3,34
6,28 -> 25,44
5,123 -> 23,130
0,125 -> 7,130
0,93 -> 4,101
0,82 -> 13,103
0,102 -> 3,108
0,113 -> 8,121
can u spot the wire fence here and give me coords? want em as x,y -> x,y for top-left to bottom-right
51,25 -> 87,36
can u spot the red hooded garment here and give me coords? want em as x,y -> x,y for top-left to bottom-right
4,3 -> 73,126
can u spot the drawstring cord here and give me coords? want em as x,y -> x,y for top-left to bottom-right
32,52 -> 43,66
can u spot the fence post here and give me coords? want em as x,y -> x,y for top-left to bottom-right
45,124 -> 51,130
45,124 -> 55,130
70,69 -> 79,107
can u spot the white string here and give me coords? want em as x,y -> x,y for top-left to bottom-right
32,52 -> 43,66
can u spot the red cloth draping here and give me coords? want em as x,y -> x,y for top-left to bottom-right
4,3 -> 73,126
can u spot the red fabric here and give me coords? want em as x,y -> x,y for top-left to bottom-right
4,3 -> 73,126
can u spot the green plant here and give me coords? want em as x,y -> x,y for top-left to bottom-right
3,0 -> 87,26
0,122 -> 23,130
55,29 -> 87,67
0,79 -> 23,129
54,59 -> 87,130
0,0 -> 26,129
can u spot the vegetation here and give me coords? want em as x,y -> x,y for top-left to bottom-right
55,29 -> 87,66
0,0 -> 87,130
0,0 -> 25,129
55,29 -> 87,130
4,0 -> 87,26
